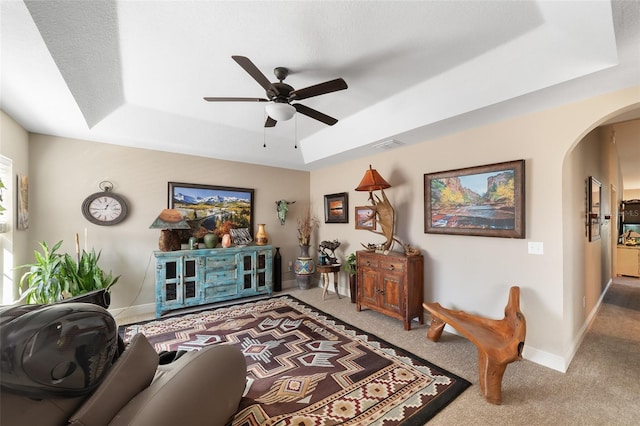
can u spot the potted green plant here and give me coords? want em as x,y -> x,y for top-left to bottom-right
18,240 -> 120,305
344,253 -> 357,303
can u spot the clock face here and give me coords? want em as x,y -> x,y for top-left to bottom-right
82,191 -> 128,226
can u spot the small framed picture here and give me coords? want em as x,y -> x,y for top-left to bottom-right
587,176 -> 601,242
324,192 -> 348,223
355,206 -> 376,230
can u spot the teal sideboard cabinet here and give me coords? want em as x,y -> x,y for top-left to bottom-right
154,245 -> 273,317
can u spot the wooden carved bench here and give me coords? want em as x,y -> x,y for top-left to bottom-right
423,286 -> 526,404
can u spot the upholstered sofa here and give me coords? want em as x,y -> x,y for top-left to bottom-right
0,303 -> 247,426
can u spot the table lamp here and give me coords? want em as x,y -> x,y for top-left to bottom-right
355,165 -> 395,251
149,209 -> 191,251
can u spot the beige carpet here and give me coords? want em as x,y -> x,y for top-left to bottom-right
289,276 -> 640,425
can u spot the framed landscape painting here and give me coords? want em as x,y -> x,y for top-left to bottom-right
168,182 -> 254,243
424,160 -> 525,238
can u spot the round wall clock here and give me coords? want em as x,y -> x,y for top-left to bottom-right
81,181 -> 128,226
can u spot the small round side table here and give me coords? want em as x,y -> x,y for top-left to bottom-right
316,263 -> 342,301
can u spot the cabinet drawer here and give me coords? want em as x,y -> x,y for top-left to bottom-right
358,255 -> 378,268
203,283 -> 238,299
379,259 -> 405,272
205,255 -> 237,268
203,267 -> 237,284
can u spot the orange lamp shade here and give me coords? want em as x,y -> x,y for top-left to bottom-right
355,165 -> 391,192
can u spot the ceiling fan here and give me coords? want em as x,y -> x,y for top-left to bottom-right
204,56 -> 348,127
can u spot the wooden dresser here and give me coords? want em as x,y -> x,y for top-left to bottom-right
356,250 -> 424,330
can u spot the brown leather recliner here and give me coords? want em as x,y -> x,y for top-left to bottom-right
0,303 -> 247,426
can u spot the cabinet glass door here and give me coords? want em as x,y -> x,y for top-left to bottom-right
184,258 -> 197,300
242,254 -> 253,290
257,253 -> 267,290
159,260 -> 181,306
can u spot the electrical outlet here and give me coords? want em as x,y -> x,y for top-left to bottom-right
528,242 -> 544,255
288,260 -> 293,272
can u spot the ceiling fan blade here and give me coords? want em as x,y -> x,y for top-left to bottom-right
265,116 -> 277,127
232,55 -> 278,95
293,103 -> 338,126
289,78 -> 348,101
203,97 -> 269,102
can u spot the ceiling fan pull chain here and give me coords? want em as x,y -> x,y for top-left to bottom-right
263,111 -> 267,148
294,115 -> 298,149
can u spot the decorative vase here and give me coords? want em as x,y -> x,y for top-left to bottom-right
273,247 -> 282,292
188,237 -> 198,250
255,223 -> 269,245
221,233 -> 232,248
294,245 -> 315,290
203,233 -> 219,249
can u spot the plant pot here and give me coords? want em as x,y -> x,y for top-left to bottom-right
60,289 -> 111,308
349,274 -> 357,303
296,274 -> 313,290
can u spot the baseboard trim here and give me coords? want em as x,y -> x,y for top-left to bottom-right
562,278 -> 612,371
110,302 -> 155,323
440,324 -> 569,372
111,279 -> 303,324
522,346 -> 567,372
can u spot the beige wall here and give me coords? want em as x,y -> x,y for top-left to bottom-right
562,125 -> 618,365
624,189 -> 640,199
26,135 -> 309,318
613,118 -> 640,198
2,85 -> 639,372
310,86 -> 639,372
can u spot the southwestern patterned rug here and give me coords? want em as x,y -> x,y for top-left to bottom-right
120,296 -> 470,425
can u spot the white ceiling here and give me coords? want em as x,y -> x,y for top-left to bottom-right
1,1 -> 639,187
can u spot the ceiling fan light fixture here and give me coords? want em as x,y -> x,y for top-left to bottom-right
265,102 -> 296,122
